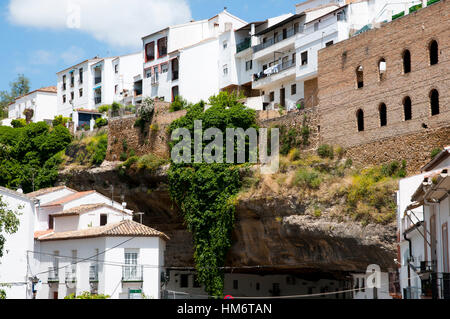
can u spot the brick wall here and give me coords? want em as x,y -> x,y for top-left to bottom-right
317,0 -> 450,148
106,102 -> 186,161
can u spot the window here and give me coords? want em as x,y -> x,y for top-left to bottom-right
100,214 -> 107,226
233,280 -> 239,290
403,96 -> 412,121
325,40 -> 334,47
314,22 -> 319,31
171,58 -> 179,80
245,60 -> 253,71
223,41 -> 228,49
429,40 -> 438,65
301,51 -> 308,65
114,64 -> 119,74
337,10 -> 346,21
402,50 -> 411,74
379,103 -> 387,127
145,42 -> 155,62
62,75 -> 66,90
153,66 -> 159,81
157,37 -> 168,58
79,68 -> 83,83
63,95 -> 66,103
49,215 -> 54,229
294,22 -> 299,33
269,91 -> 274,102
292,53 -> 296,64
161,63 -> 168,73
172,86 -> 179,102
291,84 -> 297,95
430,89 -> 439,115
79,88 -> 83,97
378,58 -> 386,81
114,85 -> 118,94
282,28 -> 287,40
357,109 -> 364,132
70,92 -> 74,101
256,283 -> 260,291
180,274 -> 189,288
145,69 -> 152,78
274,32 -> 278,43
356,66 -> 364,88
223,64 -> 228,76
70,72 -> 74,87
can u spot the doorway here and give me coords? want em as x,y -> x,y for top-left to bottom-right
280,88 -> 286,108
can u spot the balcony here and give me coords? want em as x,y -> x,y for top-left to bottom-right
48,267 -> 59,282
94,97 -> 102,105
122,265 -> 143,282
151,76 -> 159,86
254,59 -> 296,82
89,265 -> 99,282
95,77 -> 102,85
236,38 -> 251,54
65,268 -> 76,283
253,26 -> 299,54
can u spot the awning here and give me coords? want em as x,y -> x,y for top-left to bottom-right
93,85 -> 101,90
69,69 -> 75,73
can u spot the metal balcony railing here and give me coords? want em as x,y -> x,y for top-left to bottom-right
94,97 -> 102,105
65,268 -> 76,283
253,59 -> 296,82
253,26 -> 299,53
89,265 -> 99,282
122,265 -> 143,282
95,77 -> 102,84
236,38 -> 251,53
48,267 -> 59,282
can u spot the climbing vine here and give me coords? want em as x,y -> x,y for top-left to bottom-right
167,92 -> 257,297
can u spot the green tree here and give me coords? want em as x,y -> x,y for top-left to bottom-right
168,92 -> 257,297
0,195 -> 21,298
0,74 -> 31,119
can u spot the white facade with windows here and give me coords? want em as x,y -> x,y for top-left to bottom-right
141,9 -> 247,104
1,87 -> 57,126
0,186 -> 167,299
397,147 -> 450,299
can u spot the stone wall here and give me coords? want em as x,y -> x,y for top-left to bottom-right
106,102 -> 186,160
317,0 -> 450,148
346,126 -> 450,174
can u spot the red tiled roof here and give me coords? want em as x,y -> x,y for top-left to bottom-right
34,229 -> 54,239
50,203 -> 132,217
37,220 -> 169,241
26,186 -> 77,198
41,190 -> 96,207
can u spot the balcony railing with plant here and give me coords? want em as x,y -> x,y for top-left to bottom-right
253,59 -> 296,82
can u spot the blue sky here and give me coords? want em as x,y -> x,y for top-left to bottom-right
0,0 -> 301,93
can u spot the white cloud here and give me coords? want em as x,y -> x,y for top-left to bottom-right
30,50 -> 55,65
8,0 -> 192,48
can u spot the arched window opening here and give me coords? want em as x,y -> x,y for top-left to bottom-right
356,66 -> 364,88
430,89 -> 439,116
403,50 -> 411,74
378,58 -> 386,81
379,103 -> 387,127
429,40 -> 438,65
403,96 -> 412,121
357,109 -> 364,132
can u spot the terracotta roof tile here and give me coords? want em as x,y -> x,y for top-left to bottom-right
26,186 -> 77,198
41,190 -> 95,207
37,220 -> 169,241
50,203 -> 132,217
34,229 -> 54,239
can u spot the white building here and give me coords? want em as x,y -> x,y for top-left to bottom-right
141,9 -> 247,104
0,186 -> 168,299
397,147 -> 450,299
56,53 -> 142,130
1,86 -> 57,127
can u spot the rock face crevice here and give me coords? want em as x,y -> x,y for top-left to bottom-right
60,163 -> 396,273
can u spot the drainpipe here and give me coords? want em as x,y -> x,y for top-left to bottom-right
403,232 -> 413,298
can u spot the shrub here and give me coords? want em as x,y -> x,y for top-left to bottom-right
119,152 -> 128,161
150,124 -> 159,132
431,148 -> 442,159
293,167 -> 322,189
122,156 -> 139,169
301,125 -> 310,146
335,145 -> 345,158
169,95 -> 189,112
53,115 -> 71,127
64,292 -> 110,299
90,134 -> 108,165
98,105 -> 111,114
94,117 -> 108,128
287,148 -> 301,161
11,119 -> 26,128
137,154 -> 167,172
317,144 -> 334,159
